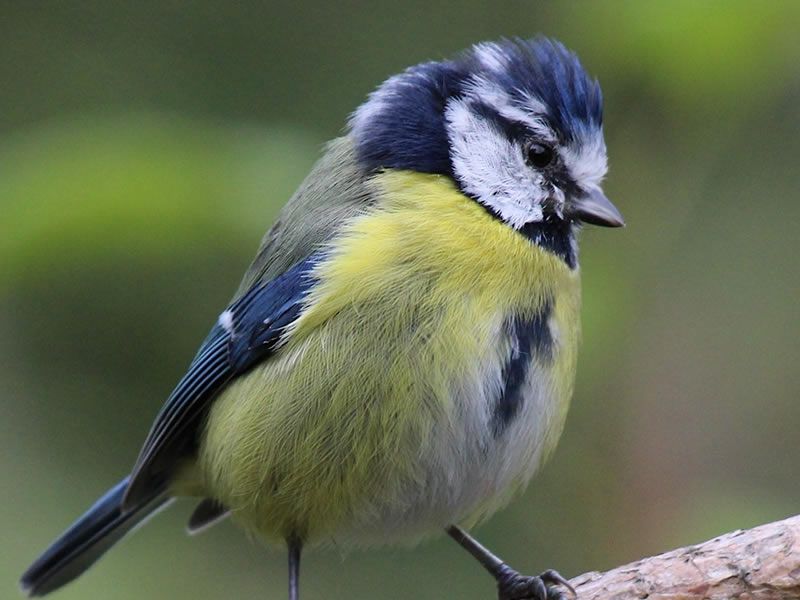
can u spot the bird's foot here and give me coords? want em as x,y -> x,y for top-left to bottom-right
496,566 -> 575,600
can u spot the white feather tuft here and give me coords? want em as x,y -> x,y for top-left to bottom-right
218,310 -> 234,334
561,133 -> 608,188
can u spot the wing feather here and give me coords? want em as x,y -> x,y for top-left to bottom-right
123,256 -> 319,509
124,136 -> 372,508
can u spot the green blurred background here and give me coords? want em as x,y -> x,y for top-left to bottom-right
3,2 -> 800,599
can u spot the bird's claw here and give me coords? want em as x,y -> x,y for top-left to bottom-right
496,566 -> 576,600
540,569 -> 576,597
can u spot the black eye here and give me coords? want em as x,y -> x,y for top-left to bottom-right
525,143 -> 554,169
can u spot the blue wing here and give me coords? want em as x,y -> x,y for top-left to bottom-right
122,255 -> 319,509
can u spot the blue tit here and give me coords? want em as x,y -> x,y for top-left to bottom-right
20,37 -> 623,600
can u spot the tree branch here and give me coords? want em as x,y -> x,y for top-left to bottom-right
569,515 -> 800,600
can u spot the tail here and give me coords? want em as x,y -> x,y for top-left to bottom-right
20,476 -> 171,597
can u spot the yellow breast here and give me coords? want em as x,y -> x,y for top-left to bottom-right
295,170 -> 579,334
197,170 -> 581,545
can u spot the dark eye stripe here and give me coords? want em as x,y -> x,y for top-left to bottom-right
469,101 -> 535,144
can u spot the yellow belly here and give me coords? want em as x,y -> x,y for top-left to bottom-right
196,171 -> 581,545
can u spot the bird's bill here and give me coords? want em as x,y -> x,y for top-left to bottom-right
571,188 -> 625,227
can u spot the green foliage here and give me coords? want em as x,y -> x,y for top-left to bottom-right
0,116 -> 316,284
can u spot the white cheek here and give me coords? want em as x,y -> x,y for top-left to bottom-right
446,99 -> 548,228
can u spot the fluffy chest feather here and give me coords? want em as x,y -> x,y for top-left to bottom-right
199,170 -> 581,544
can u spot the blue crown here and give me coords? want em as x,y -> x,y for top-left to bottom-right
351,37 -> 603,177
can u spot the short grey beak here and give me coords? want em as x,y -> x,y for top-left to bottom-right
571,188 -> 625,228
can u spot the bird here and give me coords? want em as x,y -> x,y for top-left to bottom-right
20,37 -> 623,600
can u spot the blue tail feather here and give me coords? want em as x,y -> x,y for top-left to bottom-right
20,476 -> 169,597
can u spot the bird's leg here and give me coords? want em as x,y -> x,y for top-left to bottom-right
287,537 -> 302,600
445,526 -> 575,600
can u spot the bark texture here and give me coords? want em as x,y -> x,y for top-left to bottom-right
569,515 -> 800,600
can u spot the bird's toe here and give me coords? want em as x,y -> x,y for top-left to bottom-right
496,567 -> 575,600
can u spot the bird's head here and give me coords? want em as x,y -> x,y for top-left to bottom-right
350,37 -> 623,266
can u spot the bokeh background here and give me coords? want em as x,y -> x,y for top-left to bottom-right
3,2 -> 800,599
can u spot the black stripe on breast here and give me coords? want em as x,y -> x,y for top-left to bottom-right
491,301 -> 554,436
